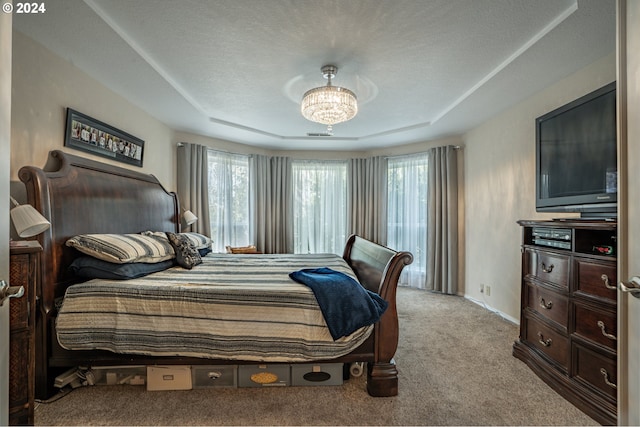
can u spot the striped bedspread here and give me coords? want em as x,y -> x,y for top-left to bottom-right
56,253 -> 374,362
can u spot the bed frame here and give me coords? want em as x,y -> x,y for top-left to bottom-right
19,150 -> 413,400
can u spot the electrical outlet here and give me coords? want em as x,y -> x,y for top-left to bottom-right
485,285 -> 491,296
480,284 -> 484,293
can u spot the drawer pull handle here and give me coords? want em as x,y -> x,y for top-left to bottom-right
539,297 -> 553,310
541,263 -> 554,273
619,276 -> 640,298
0,280 -> 24,306
597,320 -> 617,340
600,368 -> 617,389
601,274 -> 616,290
537,332 -> 552,347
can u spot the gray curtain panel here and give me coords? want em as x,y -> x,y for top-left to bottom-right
426,145 -> 459,294
176,142 -> 211,236
347,156 -> 388,245
251,155 -> 293,253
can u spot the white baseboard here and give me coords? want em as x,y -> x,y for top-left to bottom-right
464,295 -> 519,325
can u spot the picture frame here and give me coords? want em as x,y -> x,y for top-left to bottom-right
64,108 -> 144,167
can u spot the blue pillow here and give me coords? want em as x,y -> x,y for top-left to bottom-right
69,256 -> 175,280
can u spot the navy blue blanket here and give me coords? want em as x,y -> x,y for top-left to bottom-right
289,267 -> 388,340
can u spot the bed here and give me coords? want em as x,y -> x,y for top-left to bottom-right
18,150 -> 413,399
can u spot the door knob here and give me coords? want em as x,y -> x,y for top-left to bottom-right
0,280 -> 24,306
619,276 -> 640,299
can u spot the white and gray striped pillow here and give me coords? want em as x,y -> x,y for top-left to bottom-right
66,233 -> 175,264
180,232 -> 212,250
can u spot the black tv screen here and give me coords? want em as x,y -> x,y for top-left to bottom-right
536,82 -> 617,217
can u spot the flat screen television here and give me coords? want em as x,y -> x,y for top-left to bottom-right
535,81 -> 617,218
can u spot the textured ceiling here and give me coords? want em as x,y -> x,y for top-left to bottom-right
13,0 -> 616,150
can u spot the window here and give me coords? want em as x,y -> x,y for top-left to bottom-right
292,161 -> 347,254
387,154 -> 428,288
207,150 -> 250,252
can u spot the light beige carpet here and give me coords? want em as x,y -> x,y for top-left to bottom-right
34,288 -> 599,426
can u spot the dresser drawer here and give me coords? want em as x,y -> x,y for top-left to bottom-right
525,249 -> 569,289
574,303 -> 617,351
524,314 -> 570,369
574,258 -> 617,302
9,330 -> 29,408
573,342 -> 617,400
526,283 -> 568,329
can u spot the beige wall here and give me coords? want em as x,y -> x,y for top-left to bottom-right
174,131 -> 271,157
11,31 -> 175,189
463,52 -> 616,321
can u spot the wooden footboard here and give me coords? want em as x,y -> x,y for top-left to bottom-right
19,151 -> 412,399
343,235 -> 413,396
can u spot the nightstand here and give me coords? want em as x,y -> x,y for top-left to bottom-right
9,241 -> 42,426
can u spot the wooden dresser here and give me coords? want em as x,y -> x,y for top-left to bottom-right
513,220 -> 617,426
9,241 -> 42,426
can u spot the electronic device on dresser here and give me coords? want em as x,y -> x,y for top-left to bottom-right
514,219 -> 617,425
531,227 -> 572,250
536,81 -> 617,218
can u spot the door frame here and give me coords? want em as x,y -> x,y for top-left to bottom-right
0,5 -> 13,425
616,0 -> 640,425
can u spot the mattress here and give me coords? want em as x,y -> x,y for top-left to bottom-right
56,253 -> 373,362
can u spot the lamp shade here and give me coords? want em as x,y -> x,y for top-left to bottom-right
10,204 -> 51,238
183,210 -> 198,226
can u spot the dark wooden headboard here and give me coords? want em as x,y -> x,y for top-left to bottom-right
18,150 -> 179,314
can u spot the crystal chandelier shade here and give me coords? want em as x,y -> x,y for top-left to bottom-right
301,65 -> 358,130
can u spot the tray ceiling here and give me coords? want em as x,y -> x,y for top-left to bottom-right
13,0 -> 615,150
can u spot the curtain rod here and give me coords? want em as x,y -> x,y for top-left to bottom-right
178,142 -> 257,158
178,141 -> 462,155
383,145 -> 462,160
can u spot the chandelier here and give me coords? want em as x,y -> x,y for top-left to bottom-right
301,65 -> 358,133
